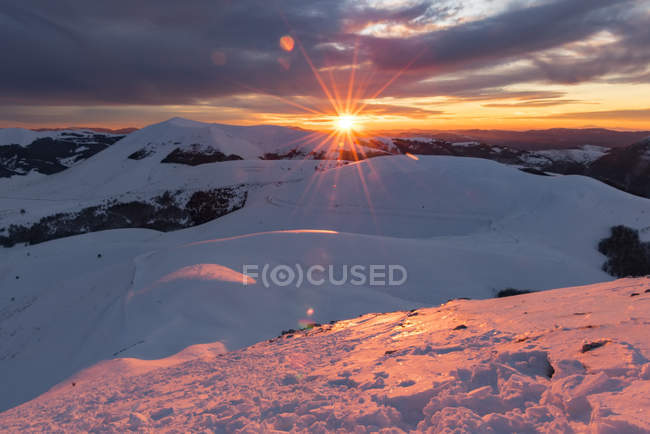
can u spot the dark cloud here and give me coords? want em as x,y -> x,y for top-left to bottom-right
0,0 -> 348,105
0,0 -> 648,111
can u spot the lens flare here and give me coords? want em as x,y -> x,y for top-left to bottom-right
279,35 -> 295,52
233,29 -> 424,226
335,114 -> 357,132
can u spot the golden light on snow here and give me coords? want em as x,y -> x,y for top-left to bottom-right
158,264 -> 255,285
405,152 -> 419,160
129,263 -> 255,300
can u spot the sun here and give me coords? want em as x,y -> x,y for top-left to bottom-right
335,114 -> 357,132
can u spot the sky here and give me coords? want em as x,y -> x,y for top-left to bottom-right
1,0 -> 649,132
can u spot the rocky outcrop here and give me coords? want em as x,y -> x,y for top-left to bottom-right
161,144 -> 243,166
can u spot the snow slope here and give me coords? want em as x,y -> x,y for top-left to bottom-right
1,118 -> 649,416
0,128 -> 127,180
0,128 -> 123,148
1,277 -> 649,432
88,116 -> 329,163
535,145 -> 610,165
1,153 -> 649,412
0,128 -> 45,147
0,118 -> 330,212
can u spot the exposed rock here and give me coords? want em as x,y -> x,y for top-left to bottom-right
161,144 -> 243,166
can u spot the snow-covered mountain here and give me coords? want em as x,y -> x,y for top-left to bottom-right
0,128 -> 126,178
0,119 -> 332,182
3,119 -> 647,200
0,117 -> 649,424
587,137 -> 650,199
1,277 -> 649,432
368,136 -> 650,199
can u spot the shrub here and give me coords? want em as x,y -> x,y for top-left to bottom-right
496,288 -> 534,298
598,225 -> 650,277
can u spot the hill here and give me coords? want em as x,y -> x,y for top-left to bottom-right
1,147 -> 648,411
1,277 -> 649,432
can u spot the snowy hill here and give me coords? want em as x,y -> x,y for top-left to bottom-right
101,117 -> 336,164
0,128 -> 47,147
1,149 -> 649,412
368,136 -> 650,199
0,128 -> 126,178
0,119 -> 328,182
3,118 -> 646,200
1,277 -> 649,432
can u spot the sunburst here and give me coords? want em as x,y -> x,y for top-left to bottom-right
234,30 -> 423,221
334,114 -> 358,132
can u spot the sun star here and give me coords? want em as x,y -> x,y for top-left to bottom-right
335,114 -> 357,132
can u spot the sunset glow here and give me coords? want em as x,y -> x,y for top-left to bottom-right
335,115 -> 357,132
0,1 -> 648,131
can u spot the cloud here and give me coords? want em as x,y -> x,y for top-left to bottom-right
0,0 -> 348,105
0,0 -> 648,115
362,103 -> 444,118
363,0 -> 635,69
482,100 -> 589,108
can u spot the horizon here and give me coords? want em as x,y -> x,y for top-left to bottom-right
1,1 -> 649,132
5,117 -> 650,135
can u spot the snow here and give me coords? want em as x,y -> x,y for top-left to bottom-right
520,154 -> 552,166
107,117 -> 328,161
451,141 -> 480,147
0,128 -> 44,147
403,136 -> 435,143
0,152 -> 648,412
369,136 -> 399,149
1,118 -> 650,428
0,128 -> 122,147
1,277 -> 649,432
535,145 -> 610,165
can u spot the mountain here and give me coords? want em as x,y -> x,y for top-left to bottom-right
32,127 -> 138,134
1,130 -> 649,412
364,136 -> 650,199
1,277 -> 649,432
0,118 -> 388,247
1,118 -> 648,250
4,120 -> 646,202
379,128 -> 650,150
586,138 -> 650,199
0,128 -> 127,178
116,117 -> 385,163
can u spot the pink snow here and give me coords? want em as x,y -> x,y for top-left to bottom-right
1,277 -> 649,432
